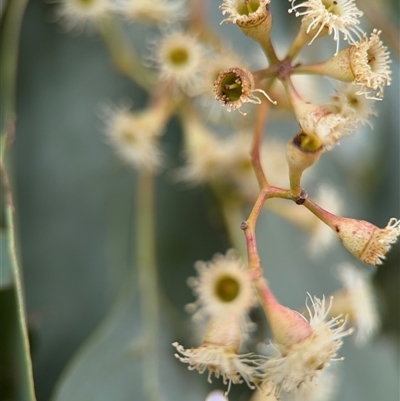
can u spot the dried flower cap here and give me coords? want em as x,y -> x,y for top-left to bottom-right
149,30 -> 205,95
288,0 -> 364,55
214,67 -> 275,115
54,0 -> 111,32
173,314 -> 258,391
114,0 -> 186,23
102,103 -> 168,171
333,217 -> 400,265
349,29 -> 392,99
258,294 -> 352,398
330,263 -> 380,345
220,0 -> 271,27
185,249 -> 258,321
220,0 -> 273,42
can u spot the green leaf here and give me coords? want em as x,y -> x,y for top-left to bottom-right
51,275 -> 207,401
0,231 -> 13,288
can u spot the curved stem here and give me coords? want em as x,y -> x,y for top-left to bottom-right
302,197 -> 337,230
0,0 -> 36,399
98,16 -> 153,92
260,36 -> 279,65
251,100 -> 270,189
0,0 -> 28,139
1,160 -> 36,401
214,189 -> 247,259
136,170 -> 161,401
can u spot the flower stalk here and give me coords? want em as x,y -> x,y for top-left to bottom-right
98,16 -> 153,91
136,170 -> 161,401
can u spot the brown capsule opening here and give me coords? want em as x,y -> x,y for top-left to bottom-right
293,132 -> 323,153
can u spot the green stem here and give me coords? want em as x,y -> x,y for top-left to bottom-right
214,189 -> 247,259
0,0 -> 29,156
98,16 -> 153,92
136,170 -> 161,401
260,36 -> 279,65
1,161 -> 36,401
286,21 -> 328,61
0,0 -> 37,399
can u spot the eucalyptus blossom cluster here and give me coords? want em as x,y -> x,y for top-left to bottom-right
52,0 -> 398,400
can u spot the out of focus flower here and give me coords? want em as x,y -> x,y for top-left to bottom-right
149,30 -> 205,95
114,0 -> 186,23
54,0 -> 111,32
328,83 -> 377,127
173,314 -> 258,392
330,263 -> 380,345
185,249 -> 257,322
102,102 -> 169,171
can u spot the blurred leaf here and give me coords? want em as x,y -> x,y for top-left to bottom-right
0,231 -> 13,288
51,272 -> 206,401
0,285 -> 37,401
0,287 -> 18,400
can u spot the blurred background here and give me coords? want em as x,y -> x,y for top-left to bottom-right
1,0 -> 399,400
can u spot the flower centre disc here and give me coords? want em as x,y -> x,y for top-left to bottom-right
79,0 -> 96,5
322,0 -> 341,15
221,73 -> 243,101
169,48 -> 189,66
215,276 -> 240,302
121,130 -> 137,145
237,0 -> 260,16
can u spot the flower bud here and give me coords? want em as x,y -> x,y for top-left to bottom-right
259,280 -> 313,348
304,200 -> 400,265
329,263 -> 379,345
333,217 -> 400,265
